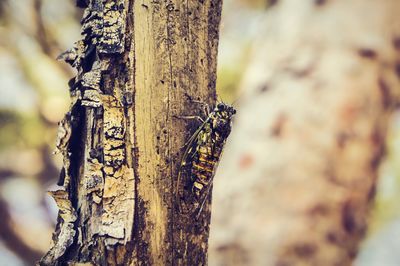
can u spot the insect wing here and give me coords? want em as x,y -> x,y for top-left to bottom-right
176,118 -> 209,212
180,117 -> 209,163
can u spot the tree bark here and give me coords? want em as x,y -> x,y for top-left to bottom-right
209,1 -> 400,265
40,0 -> 222,265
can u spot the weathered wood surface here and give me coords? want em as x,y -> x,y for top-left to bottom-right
40,0 -> 222,265
209,0 -> 400,265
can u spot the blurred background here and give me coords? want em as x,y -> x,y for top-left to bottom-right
0,0 -> 399,265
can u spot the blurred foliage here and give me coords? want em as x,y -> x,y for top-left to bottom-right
0,0 -> 398,265
0,0 -> 78,264
0,109 -> 44,149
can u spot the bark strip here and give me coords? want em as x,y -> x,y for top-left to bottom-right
132,0 -> 222,264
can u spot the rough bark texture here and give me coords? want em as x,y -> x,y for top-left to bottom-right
40,0 -> 222,265
209,1 -> 400,265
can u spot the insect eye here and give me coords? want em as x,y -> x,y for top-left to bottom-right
217,103 -> 225,110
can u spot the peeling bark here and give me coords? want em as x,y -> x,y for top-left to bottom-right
209,1 -> 400,265
41,0 -> 222,265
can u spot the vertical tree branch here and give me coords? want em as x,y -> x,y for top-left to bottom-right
41,0 -> 222,265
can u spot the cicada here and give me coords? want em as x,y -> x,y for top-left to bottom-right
177,102 -> 236,218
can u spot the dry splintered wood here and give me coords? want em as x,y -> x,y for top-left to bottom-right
41,0 -> 222,265
209,1 -> 400,266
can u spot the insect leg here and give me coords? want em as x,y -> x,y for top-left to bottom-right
190,100 -> 210,116
182,93 -> 210,116
173,115 -> 205,123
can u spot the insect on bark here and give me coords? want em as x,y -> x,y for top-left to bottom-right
177,102 -> 236,218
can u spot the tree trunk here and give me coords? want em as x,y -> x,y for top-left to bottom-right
209,1 -> 400,265
40,0 -> 222,265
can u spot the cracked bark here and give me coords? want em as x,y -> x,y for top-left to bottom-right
209,1 -> 400,266
40,0 -> 222,265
